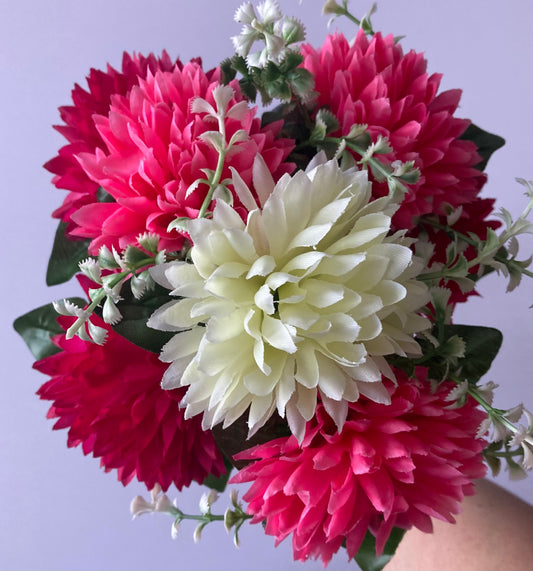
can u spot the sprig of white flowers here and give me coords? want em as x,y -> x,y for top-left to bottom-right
131,486 -> 251,548
168,85 -> 250,235
418,179 -> 533,296
53,233 -> 164,344
232,0 -> 306,68
322,0 -> 377,35
446,381 -> 533,475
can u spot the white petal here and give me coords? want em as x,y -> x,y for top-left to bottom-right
295,385 -> 317,421
246,255 -> 276,278
295,345 -> 319,389
320,393 -> 349,432
253,153 -> 276,208
262,315 -> 298,353
316,354 -> 347,400
254,284 -> 275,315
230,166 -> 258,212
213,198 -> 246,230
288,223 -> 332,250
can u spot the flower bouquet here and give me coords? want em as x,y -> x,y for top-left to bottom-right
14,1 -> 533,569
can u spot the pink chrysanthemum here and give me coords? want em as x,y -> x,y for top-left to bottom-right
232,368 -> 487,566
301,32 -> 487,231
45,51 -> 182,227
64,61 -> 294,255
33,315 -> 225,491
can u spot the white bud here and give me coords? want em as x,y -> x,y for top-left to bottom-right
171,519 -> 180,540
130,495 -> 155,519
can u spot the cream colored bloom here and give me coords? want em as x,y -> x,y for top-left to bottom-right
148,159 -> 430,441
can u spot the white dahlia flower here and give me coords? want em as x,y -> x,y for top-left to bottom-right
148,158 -> 430,441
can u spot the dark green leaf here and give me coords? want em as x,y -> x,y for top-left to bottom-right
100,283 -> 174,353
203,456 -> 234,492
46,221 -> 90,286
231,55 -> 250,76
282,50 -> 304,70
220,58 -> 237,84
461,123 -> 505,171
96,186 -> 115,202
354,527 -> 406,571
13,298 -> 87,360
442,324 -> 503,383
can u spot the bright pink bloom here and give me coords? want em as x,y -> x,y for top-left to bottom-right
232,369 -> 487,566
301,32 -> 487,231
45,52 -> 182,228
34,316 -> 225,491
64,61 -> 294,255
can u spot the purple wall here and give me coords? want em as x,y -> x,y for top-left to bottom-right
2,1 -> 532,569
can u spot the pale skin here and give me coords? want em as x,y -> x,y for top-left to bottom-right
386,479 -> 533,571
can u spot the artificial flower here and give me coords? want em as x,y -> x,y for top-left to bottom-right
34,315 -> 225,491
232,0 -> 306,68
45,51 -> 182,228
67,60 -> 294,255
232,368 -> 487,566
148,158 -> 430,441
301,32 -> 488,231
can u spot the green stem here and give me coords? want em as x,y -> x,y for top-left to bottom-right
67,255 -> 156,337
420,217 -> 533,280
197,113 -> 228,219
197,147 -> 227,219
176,512 -> 225,523
450,377 -> 533,448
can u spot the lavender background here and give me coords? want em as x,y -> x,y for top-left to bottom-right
2,1 -> 532,569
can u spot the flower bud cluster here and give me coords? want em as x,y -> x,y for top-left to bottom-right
232,0 -> 306,68
131,487 -> 251,547
53,233 -> 164,344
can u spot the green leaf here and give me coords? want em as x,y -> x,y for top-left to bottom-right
442,324 -> 503,383
203,456 -> 234,492
13,298 -> 87,360
101,283 -> 174,353
461,123 -> 505,171
354,527 -> 406,571
46,221 -> 90,286
96,187 -> 115,203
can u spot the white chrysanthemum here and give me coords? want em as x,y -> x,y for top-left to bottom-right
148,159 -> 430,441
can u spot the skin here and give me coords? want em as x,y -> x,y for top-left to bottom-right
385,479 -> 533,571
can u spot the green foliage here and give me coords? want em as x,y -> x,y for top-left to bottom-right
13,298 -> 87,359
442,324 -> 503,383
46,221 -> 90,286
461,123 -> 505,171
203,455 -> 234,492
99,282 -> 174,354
354,527 -> 406,571
221,52 -> 314,106
391,324 -> 503,384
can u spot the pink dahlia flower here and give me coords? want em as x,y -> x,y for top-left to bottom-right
45,51 -> 182,227
65,61 -> 294,255
33,315 -> 225,491
301,32 -> 488,231
232,369 -> 487,566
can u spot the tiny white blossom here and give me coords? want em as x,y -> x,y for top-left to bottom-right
155,493 -> 174,513
231,0 -> 305,67
477,381 -> 498,406
79,258 -> 102,283
521,441 -> 533,471
193,522 -> 205,544
171,519 -> 180,540
199,490 -> 219,515
130,495 -> 156,519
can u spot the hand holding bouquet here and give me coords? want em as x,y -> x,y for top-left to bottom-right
14,1 -> 533,569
